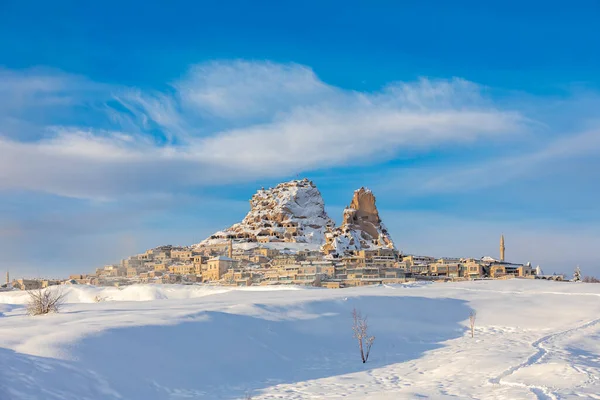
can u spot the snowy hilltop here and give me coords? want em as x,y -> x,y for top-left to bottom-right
197,178 -> 335,246
323,187 -> 396,255
197,179 -> 397,255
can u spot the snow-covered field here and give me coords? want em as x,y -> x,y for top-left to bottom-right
1,280 -> 600,400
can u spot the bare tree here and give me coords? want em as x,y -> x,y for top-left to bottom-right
352,308 -> 375,363
27,287 -> 66,316
469,310 -> 477,338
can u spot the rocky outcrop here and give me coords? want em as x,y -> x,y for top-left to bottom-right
322,187 -> 395,255
196,180 -> 396,254
197,178 -> 335,246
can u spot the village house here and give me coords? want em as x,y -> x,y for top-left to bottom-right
107,265 -> 127,277
342,254 -> 367,267
487,261 -> 532,279
322,280 -> 345,289
139,272 -> 150,283
429,258 -> 461,278
221,269 -> 253,286
368,255 -> 397,269
334,263 -> 348,279
148,271 -> 163,278
270,254 -> 300,267
153,251 -> 171,262
382,268 -> 405,279
171,249 -> 194,261
255,247 -> 280,258
202,256 -> 235,281
346,265 -> 380,280
294,261 -> 335,284
153,263 -> 168,272
169,264 -> 195,275
462,259 -> 484,278
248,254 -> 270,264
396,260 -> 409,271
182,274 -> 201,283
136,253 -> 152,261
404,255 -> 435,268
13,279 -> 42,290
126,268 -> 138,278
122,257 -> 145,269
277,264 -> 300,283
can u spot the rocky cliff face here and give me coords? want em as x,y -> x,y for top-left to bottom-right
197,178 -> 335,246
322,187 -> 395,254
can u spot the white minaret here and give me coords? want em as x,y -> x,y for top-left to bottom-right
535,265 -> 543,276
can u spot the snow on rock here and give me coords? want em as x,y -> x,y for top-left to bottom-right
196,178 -> 335,247
323,187 -> 396,255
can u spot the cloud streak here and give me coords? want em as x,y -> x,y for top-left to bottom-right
405,128 -> 600,194
0,61 -> 526,199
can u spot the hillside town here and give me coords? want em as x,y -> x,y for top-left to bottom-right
3,235 -> 539,291
3,179 -> 545,291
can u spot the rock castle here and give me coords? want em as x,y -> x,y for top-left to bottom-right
198,178 -> 397,255
16,178 -> 537,290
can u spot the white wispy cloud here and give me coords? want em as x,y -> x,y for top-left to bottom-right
0,61 -> 528,199
175,61 -> 336,119
379,127 -> 600,195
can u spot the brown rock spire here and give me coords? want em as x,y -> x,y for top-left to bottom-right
323,187 -> 395,254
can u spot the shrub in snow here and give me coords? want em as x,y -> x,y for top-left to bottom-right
27,287 -> 65,316
352,308 -> 375,363
583,276 -> 600,283
469,310 -> 477,338
93,295 -> 106,303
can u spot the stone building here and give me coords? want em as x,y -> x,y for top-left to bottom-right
462,259 -> 484,278
202,256 -> 235,281
14,279 -> 42,290
171,249 -> 194,261
170,264 -> 195,275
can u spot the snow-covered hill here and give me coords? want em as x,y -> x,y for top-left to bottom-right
2,280 -> 600,399
196,179 -> 397,256
197,178 -> 335,247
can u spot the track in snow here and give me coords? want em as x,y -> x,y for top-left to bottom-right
489,317 -> 600,400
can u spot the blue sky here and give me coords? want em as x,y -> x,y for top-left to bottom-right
1,1 -> 600,278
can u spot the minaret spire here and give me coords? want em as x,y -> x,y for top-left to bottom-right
228,238 -> 233,259
5,270 -> 9,286
500,234 -> 505,262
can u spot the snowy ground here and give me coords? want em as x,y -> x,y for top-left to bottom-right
1,280 -> 600,400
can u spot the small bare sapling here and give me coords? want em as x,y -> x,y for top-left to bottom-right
352,308 -> 375,363
469,310 -> 477,338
